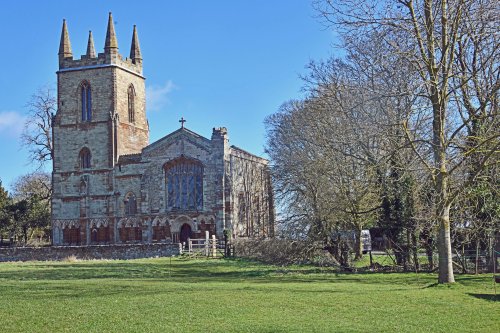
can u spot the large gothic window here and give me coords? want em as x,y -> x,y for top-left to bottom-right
165,157 -> 203,211
128,84 -> 135,123
79,148 -> 91,169
124,192 -> 137,215
81,81 -> 92,122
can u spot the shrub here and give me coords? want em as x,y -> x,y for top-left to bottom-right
63,255 -> 78,262
233,238 -> 339,266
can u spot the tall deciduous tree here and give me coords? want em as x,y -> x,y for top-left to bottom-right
266,71 -> 383,263
21,87 -> 56,169
303,41 -> 426,265
314,0 -> 499,283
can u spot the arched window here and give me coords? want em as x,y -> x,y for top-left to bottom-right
164,157 -> 203,211
124,192 -> 137,215
128,84 -> 135,123
80,81 -> 92,122
79,148 -> 91,169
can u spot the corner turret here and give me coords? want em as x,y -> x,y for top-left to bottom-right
85,31 -> 96,58
130,25 -> 142,66
58,19 -> 72,68
104,12 -> 119,62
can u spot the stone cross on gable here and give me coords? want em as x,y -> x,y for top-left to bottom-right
179,117 -> 186,128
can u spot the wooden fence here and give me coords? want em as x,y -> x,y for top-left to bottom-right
178,232 -> 226,258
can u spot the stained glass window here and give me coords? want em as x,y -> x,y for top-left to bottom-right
165,157 -> 203,211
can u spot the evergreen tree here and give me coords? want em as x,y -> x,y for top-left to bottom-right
0,179 -> 12,242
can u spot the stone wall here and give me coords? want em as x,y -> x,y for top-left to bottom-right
0,243 -> 179,262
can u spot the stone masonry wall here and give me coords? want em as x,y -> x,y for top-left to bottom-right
0,243 -> 179,262
115,67 -> 149,156
229,146 -> 274,238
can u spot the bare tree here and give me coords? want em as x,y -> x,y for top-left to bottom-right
313,0 -> 500,283
303,51 -> 428,263
266,85 -> 382,263
11,172 -> 51,202
21,87 -> 56,168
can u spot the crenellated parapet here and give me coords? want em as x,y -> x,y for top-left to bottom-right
57,12 -> 143,76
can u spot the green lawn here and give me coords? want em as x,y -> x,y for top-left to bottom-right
0,257 -> 498,332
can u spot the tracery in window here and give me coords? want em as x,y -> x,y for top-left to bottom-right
165,157 -> 203,211
128,84 -> 135,123
124,192 -> 137,215
80,81 -> 92,122
79,148 -> 91,169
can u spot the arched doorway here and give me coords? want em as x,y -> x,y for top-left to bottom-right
179,223 -> 192,244
91,227 -> 98,243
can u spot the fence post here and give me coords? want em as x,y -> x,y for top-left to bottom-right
475,241 -> 480,275
224,232 -> 228,257
494,249 -> 498,295
179,242 -> 183,255
188,238 -> 192,254
205,231 -> 209,256
212,235 -> 217,258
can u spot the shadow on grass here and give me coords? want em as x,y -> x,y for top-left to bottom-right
0,259 -> 277,281
423,282 -> 439,288
468,293 -> 499,302
0,257 -> 438,288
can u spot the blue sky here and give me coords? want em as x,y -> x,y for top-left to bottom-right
0,0 -> 336,190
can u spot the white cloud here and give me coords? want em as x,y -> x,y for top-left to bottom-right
0,111 -> 26,138
146,81 -> 176,112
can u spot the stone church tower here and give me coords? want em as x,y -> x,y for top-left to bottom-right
52,14 -> 274,246
55,13 -> 148,169
52,14 -> 149,244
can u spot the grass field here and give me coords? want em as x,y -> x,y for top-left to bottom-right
0,257 -> 498,332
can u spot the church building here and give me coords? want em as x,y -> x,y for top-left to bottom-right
51,14 -> 275,246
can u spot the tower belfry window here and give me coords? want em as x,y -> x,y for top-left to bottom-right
81,81 -> 92,122
79,148 -> 91,169
128,85 -> 135,123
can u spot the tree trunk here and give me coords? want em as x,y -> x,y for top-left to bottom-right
406,229 -> 412,270
422,227 -> 434,270
437,203 -> 455,283
354,225 -> 363,260
23,226 -> 28,245
475,241 -> 480,275
411,229 -> 419,271
487,232 -> 495,273
340,241 -> 351,267
434,129 -> 455,282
